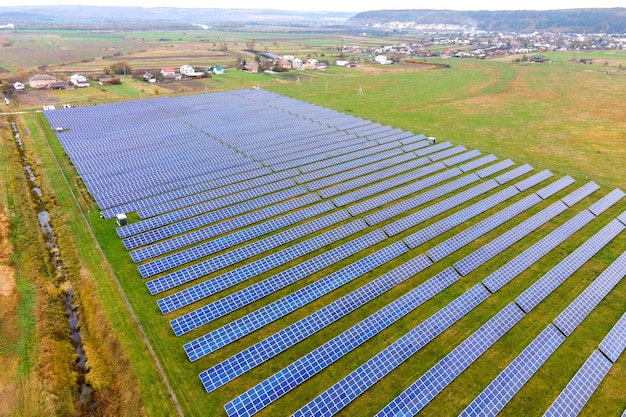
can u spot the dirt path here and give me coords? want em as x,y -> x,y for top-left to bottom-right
0,212 -> 15,298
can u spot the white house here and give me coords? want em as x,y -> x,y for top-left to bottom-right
336,59 -> 349,66
375,55 -> 391,64
180,64 -> 204,77
13,82 -> 24,90
291,58 -> 304,70
70,74 -> 90,87
160,67 -> 176,77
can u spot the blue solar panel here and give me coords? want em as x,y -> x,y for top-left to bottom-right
122,184 -> 305,249
142,201 -> 336,287
375,303 -> 525,417
516,219 -> 625,313
476,159 -> 515,178
543,350 -> 612,417
454,201 -> 568,276
414,141 -> 453,156
441,149 -> 482,167
348,167 -> 463,217
184,239 -> 406,362
588,188 -> 625,216
561,181 -> 600,207
458,154 -> 498,173
291,283 -> 490,417
404,184 -> 519,249
553,250 -> 626,336
482,209 -> 595,293
224,267 -> 465,417
364,173 -> 480,226
305,153 -> 415,191
173,224 -> 380,339
427,145 -> 467,161
427,193 -> 542,262
332,161 -> 446,208
154,211 -> 354,311
199,254 -> 431,393
384,179 -> 499,237
402,140 -> 430,152
619,211 -> 626,226
598,311 -> 626,363
494,163 -> 533,184
536,175 -> 575,199
459,324 -> 565,417
319,157 -> 432,200
130,192 -> 321,263
514,169 -> 553,191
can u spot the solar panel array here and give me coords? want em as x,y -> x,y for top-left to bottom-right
44,89 -> 626,417
459,324 -> 565,417
543,350 -> 613,417
375,303 -> 525,417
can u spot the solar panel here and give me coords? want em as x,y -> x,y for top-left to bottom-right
318,156 -> 432,199
536,175 -> 576,199
122,184 -> 305,249
561,181 -> 600,207
375,303 -> 525,417
154,211 -> 355,311
619,211 -> 626,226
224,268 -> 466,417
454,201 -> 568,276
441,149 -> 482,167
414,141 -> 453,156
588,188 -> 625,216
199,254 -> 431,393
514,169 -> 553,191
404,184 -> 519,249
494,163 -> 533,184
427,193 -> 542,262
329,159 -> 442,206
459,324 -> 565,417
516,219 -> 625,313
291,283 -> 490,417
543,350 -> 612,417
184,239 -> 405,362
598,311 -> 626,363
553,250 -> 626,336
142,201 -> 336,287
347,167 -> 463,217
458,154 -> 498,172
173,225 -> 382,339
364,173 -> 480,226
130,192 -> 321,263
482,209 -> 595,293
384,179 -> 499,237
476,159 -> 515,178
401,140 -> 430,152
427,145 -> 467,161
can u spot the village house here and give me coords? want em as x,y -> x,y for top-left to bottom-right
48,80 -> 70,90
29,74 -> 56,89
13,82 -> 25,91
160,67 -> 176,77
291,58 -> 303,70
180,64 -> 204,77
70,74 -> 90,87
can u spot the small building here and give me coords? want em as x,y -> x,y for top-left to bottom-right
142,72 -> 156,82
70,74 -> 90,87
13,82 -> 25,91
291,58 -> 303,70
212,65 -> 225,75
375,55 -> 391,64
244,62 -> 259,73
48,80 -> 70,90
336,59 -> 349,67
160,67 -> 176,77
29,74 -> 57,89
276,59 -> 292,70
180,64 -> 204,77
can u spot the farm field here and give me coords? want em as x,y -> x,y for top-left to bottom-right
37,88 -> 626,417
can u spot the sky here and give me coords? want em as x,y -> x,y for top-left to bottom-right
7,0 -> 626,13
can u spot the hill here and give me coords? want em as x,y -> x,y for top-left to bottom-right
346,8 -> 626,33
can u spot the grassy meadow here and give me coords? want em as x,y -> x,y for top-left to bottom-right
1,29 -> 625,417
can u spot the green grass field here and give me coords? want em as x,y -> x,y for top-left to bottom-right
3,42 -> 625,417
